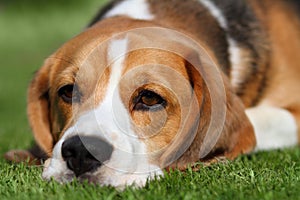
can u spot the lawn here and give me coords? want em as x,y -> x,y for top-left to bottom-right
0,1 -> 299,199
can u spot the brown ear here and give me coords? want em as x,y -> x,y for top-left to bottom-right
194,68 -> 256,163
27,60 -> 53,156
4,61 -> 53,164
209,82 -> 257,161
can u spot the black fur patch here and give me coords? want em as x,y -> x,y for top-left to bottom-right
209,0 -> 269,103
88,0 -> 124,27
211,0 -> 266,69
290,0 -> 300,15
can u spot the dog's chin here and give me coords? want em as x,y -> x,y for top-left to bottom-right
42,158 -> 163,189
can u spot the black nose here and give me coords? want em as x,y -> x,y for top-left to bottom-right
61,135 -> 113,177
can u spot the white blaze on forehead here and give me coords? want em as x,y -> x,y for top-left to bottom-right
96,37 -> 132,139
104,0 -> 154,20
107,38 -> 129,98
199,0 -> 244,90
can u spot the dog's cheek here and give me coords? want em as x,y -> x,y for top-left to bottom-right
136,104 -> 182,163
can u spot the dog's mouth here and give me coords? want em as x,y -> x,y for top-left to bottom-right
43,155 -> 164,188
74,172 -> 102,185
43,158 -> 104,184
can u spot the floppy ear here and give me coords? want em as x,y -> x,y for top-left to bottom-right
4,61 -> 53,164
209,79 -> 257,160
162,52 -> 256,170
26,61 -> 54,156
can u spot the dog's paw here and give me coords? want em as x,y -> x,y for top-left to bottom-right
4,149 -> 42,165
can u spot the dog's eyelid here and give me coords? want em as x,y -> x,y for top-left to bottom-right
133,89 -> 167,111
57,84 -> 81,104
57,84 -> 70,92
57,83 -> 75,92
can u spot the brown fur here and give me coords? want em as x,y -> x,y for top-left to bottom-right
251,0 -> 300,139
4,0 -> 300,171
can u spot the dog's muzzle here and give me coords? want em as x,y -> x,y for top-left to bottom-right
61,135 -> 113,177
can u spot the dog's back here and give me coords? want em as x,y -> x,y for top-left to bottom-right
90,0 -> 300,107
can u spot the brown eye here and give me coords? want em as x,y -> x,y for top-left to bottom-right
58,84 -> 81,104
134,90 -> 166,111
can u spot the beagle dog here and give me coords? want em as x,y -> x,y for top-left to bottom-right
5,0 -> 300,188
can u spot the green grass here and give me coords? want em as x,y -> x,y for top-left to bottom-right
0,150 -> 299,200
0,1 -> 300,199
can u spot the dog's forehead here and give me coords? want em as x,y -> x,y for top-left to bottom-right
48,18 -> 198,117
123,48 -> 189,74
69,37 -> 191,102
50,17 -> 199,87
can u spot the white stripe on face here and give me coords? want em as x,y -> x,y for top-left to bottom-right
42,37 -> 162,187
246,105 -> 298,151
199,0 -> 244,90
104,0 -> 154,20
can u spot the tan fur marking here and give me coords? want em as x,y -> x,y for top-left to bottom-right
252,0 -> 300,141
120,49 -> 192,161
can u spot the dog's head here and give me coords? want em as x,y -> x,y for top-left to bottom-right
27,17 -> 256,188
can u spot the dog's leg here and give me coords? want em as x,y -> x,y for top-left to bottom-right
245,105 -> 298,151
4,144 -> 48,165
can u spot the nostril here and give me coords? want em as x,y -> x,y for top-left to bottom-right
61,136 -> 113,177
61,148 -> 75,159
65,154 -> 100,177
65,158 -> 77,174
